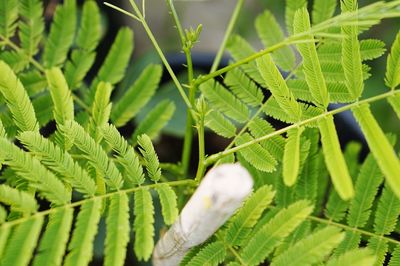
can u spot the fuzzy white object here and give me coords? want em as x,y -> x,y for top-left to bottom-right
152,163 -> 253,266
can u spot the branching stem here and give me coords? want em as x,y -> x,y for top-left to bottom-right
205,90 -> 400,165
0,179 -> 196,228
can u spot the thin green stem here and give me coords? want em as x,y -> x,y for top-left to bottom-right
307,215 -> 400,245
121,1 -> 193,110
165,0 -> 186,45
103,2 -> 141,21
210,0 -> 244,73
195,114 -> 205,182
164,0 -> 197,176
194,38 -> 318,86
181,84 -> 196,175
0,179 -> 196,228
205,90 -> 400,165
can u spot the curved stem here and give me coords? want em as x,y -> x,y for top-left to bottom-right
0,179 -> 196,228
209,0 -> 244,73
205,90 -> 400,165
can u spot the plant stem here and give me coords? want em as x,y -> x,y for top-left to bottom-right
123,1 -> 193,110
1,179 -> 197,228
209,0 -> 244,73
164,0 -> 197,176
195,113 -> 205,182
205,89 -> 400,165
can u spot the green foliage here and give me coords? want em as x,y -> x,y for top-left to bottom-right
137,134 -> 162,182
104,193 -> 130,266
18,0 -> 44,57
111,64 -> 163,127
64,199 -> 102,266
186,241 -> 226,266
0,0 -> 400,265
318,115 -> 354,200
353,104 -> 400,198
33,208 -> 74,266
134,188 -> 155,261
0,61 -> 39,132
42,0 -> 76,68
386,31 -> 400,89
0,184 -> 38,214
0,0 -> 18,39
156,184 -> 179,225
294,7 -> 329,108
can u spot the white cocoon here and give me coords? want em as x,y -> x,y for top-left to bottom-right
153,163 -> 253,266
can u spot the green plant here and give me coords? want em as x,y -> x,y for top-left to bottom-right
1,0 -> 400,265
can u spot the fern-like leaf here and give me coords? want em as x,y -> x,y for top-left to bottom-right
0,0 -> 18,39
255,10 -> 295,71
186,241 -> 226,266
131,100 -> 175,144
101,123 -> 145,185
60,120 -> 123,190
312,0 -> 337,25
0,184 -> 38,214
235,133 -> 277,172
271,226 -> 344,266
88,28 -> 134,104
227,35 -> 264,85
200,79 -> 249,123
0,216 -> 43,266
283,127 -> 304,186
385,31 -> 400,89
324,142 -> 361,222
42,0 -> 76,67
318,39 -> 386,62
341,0 -> 364,99
111,64 -> 162,127
224,68 -> 264,107
32,207 -> 74,266
0,222 -> 10,257
18,0 -> 44,57
336,154 -> 384,255
318,115 -> 354,200
388,94 -> 400,119
104,193 -> 130,266
65,0 -> 101,89
326,248 -> 376,266
257,54 -> 302,120
46,67 -> 74,126
137,134 -> 161,182
294,129 -> 320,202
240,200 -> 313,265
88,82 -> 112,141
134,188 -> 155,261
285,0 -> 307,35
368,185 -> 400,265
389,246 -> 400,266
225,185 -> 275,246
352,103 -> 400,198
18,131 -> 97,197
156,184 -> 178,225
248,117 -> 285,160
0,137 -> 71,205
294,8 -> 329,108
0,61 -> 39,132
204,109 -> 236,138
64,198 -> 102,266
